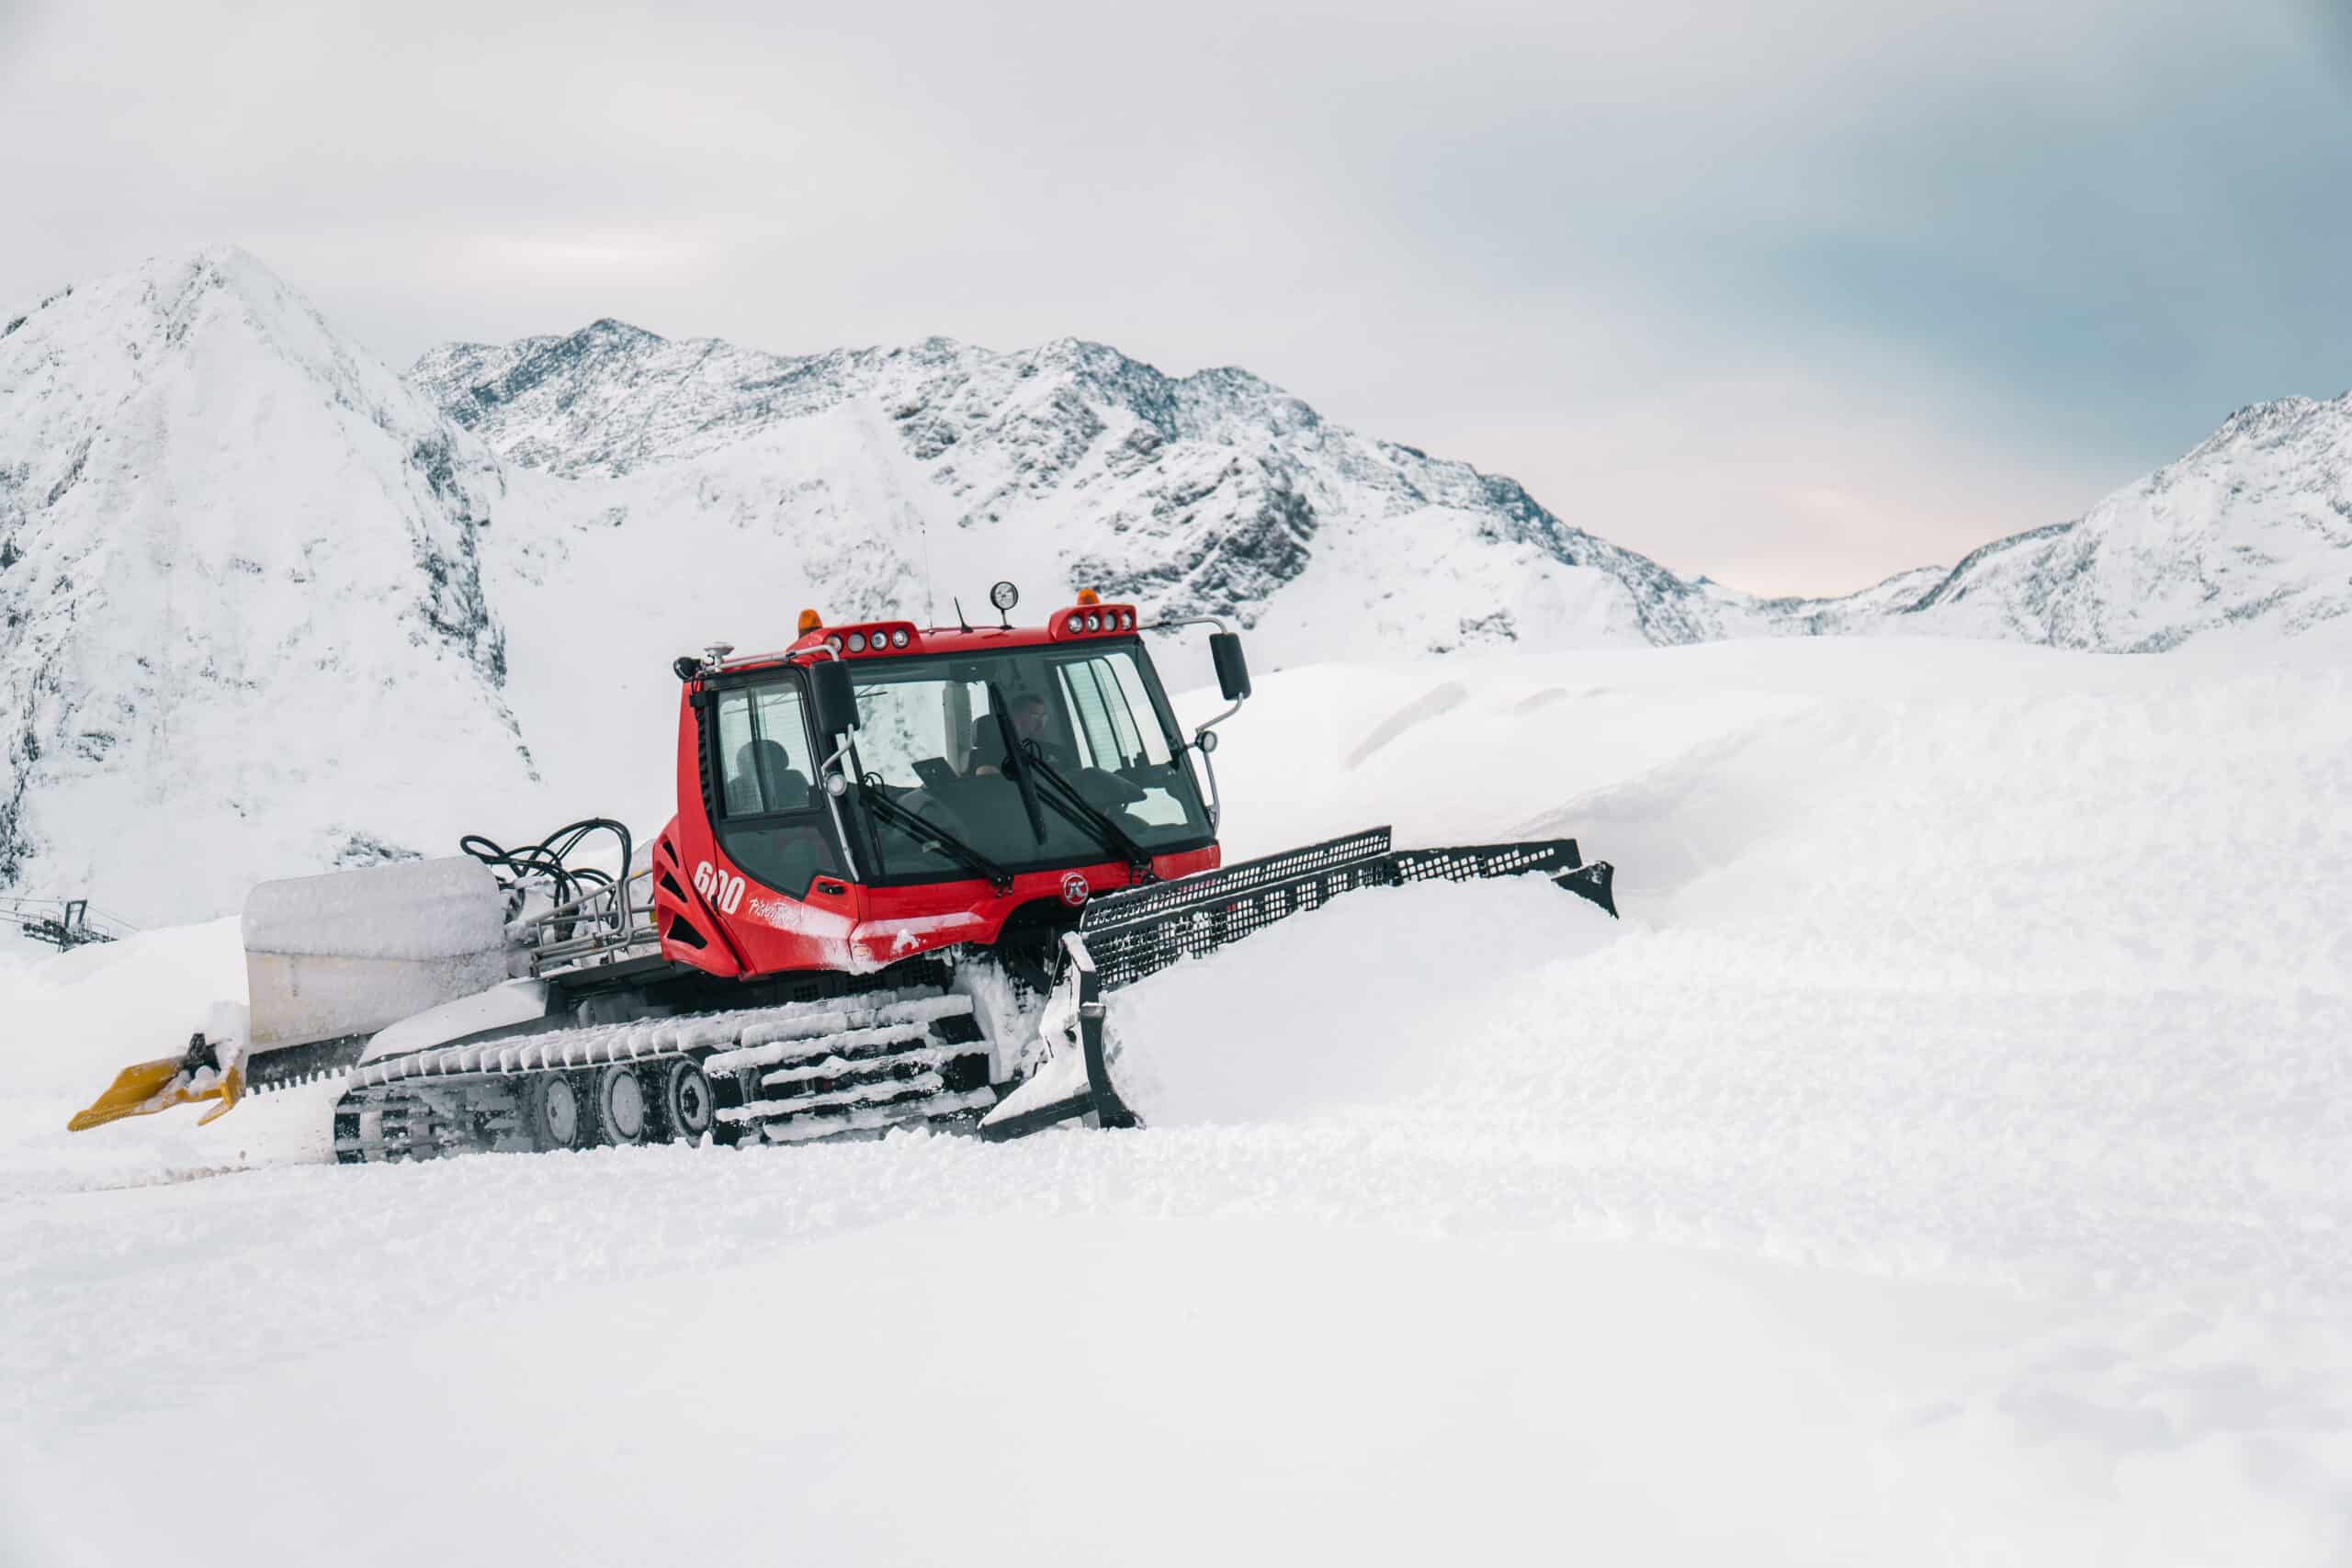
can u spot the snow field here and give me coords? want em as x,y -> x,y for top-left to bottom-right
4,634 -> 2349,1563
9,1210 -> 2327,1567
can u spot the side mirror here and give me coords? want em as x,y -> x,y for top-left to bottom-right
1209,632 -> 1251,703
809,659 -> 860,737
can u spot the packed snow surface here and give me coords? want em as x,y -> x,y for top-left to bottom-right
4,634 -> 2349,1565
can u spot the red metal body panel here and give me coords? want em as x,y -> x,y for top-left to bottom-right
650,604 -> 1216,980
834,846 -> 1217,971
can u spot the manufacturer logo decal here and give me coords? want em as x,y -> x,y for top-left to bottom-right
692,860 -> 747,915
1060,872 -> 1091,908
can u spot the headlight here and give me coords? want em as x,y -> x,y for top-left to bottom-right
890,628 -> 910,649
1084,614 -> 1101,632
847,632 -> 866,652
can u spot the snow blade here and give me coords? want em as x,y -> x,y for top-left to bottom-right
1079,826 -> 1615,993
981,825 -> 1614,1138
67,1034 -> 245,1132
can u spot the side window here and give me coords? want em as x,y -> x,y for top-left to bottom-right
1097,661 -> 1147,761
1060,652 -> 1169,769
716,683 -> 818,817
710,679 -> 839,897
1058,661 -> 1121,769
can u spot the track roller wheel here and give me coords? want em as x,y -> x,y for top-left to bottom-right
593,1062 -> 652,1146
519,1071 -> 589,1152
654,1057 -> 717,1145
332,1108 -> 366,1165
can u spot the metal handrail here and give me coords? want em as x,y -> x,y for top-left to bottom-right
518,865 -> 659,970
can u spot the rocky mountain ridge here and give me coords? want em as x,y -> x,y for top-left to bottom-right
0,249 -> 540,920
1878,395 -> 2352,650
415,321 -> 1747,660
4,244 -> 2346,918
420,313 -> 2352,660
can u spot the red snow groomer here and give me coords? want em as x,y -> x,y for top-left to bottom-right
72,584 -> 1615,1157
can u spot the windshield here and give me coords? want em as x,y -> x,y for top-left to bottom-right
845,641 -> 1213,880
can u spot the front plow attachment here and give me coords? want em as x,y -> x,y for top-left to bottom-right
67,1033 -> 245,1132
981,825 -> 1615,1137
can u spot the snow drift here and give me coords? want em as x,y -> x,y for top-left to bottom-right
5,631 -> 2348,1564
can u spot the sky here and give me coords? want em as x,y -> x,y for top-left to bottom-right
4,0 -> 2348,595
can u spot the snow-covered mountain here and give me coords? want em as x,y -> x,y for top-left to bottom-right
1878,397 -> 2352,649
413,321 -> 1747,669
1731,399 -> 2352,649
0,250 -> 541,921
6,244 -> 2349,919
420,319 -> 2352,662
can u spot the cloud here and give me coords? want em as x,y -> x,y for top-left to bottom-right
3,0 -> 2345,593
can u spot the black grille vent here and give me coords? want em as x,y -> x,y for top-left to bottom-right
1075,827 -> 1610,991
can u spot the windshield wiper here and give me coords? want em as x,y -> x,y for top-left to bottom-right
987,683 -> 1049,847
859,782 -> 1016,895
1018,742 -> 1157,881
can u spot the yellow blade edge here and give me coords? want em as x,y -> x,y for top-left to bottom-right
195,1058 -> 246,1126
65,1055 -> 235,1133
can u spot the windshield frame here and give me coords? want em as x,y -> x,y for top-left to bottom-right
835,635 -> 1216,888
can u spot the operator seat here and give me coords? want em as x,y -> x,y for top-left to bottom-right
967,711 -> 1002,775
729,739 -> 811,813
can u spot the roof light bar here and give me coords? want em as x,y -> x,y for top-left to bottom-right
796,619 -> 921,658
1046,602 -> 1139,639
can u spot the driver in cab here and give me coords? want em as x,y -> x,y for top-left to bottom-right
970,690 -> 1071,776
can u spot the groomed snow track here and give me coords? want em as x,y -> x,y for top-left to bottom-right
331,987 -> 995,1162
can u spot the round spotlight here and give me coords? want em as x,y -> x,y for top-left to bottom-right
891,628 -> 910,648
1085,614 -> 1101,632
825,773 -> 849,797
1120,612 -> 1134,629
989,581 -> 1020,613
824,635 -> 842,651
847,632 -> 866,652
